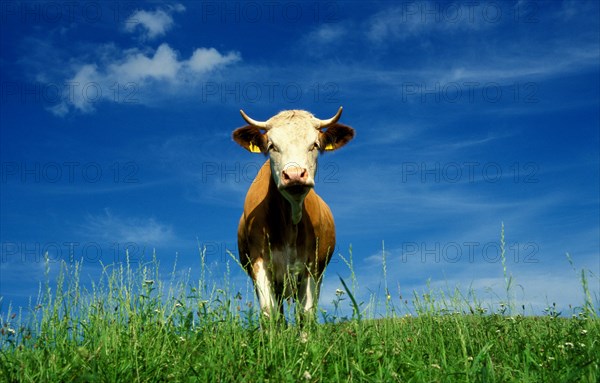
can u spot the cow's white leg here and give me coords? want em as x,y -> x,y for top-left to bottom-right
298,275 -> 319,319
252,259 -> 276,318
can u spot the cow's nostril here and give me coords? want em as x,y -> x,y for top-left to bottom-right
282,167 -> 308,184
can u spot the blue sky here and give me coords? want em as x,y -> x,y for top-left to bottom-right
1,0 -> 598,317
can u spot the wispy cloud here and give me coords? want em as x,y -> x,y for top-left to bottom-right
289,3 -> 598,106
299,23 -> 355,59
333,238 -> 597,316
305,24 -> 347,45
83,210 -> 177,246
431,46 -> 599,84
124,4 -> 186,40
365,2 -> 496,43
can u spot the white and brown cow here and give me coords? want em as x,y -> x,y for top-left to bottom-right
233,107 -> 354,321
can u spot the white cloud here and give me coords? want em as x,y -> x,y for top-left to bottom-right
124,4 -> 186,40
50,43 -> 241,115
188,48 -> 241,74
110,43 -> 181,81
48,63 -> 100,116
35,4 -> 236,117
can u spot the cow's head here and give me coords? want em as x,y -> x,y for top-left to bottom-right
233,107 -> 354,223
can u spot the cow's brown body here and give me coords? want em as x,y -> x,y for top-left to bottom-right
238,160 -> 335,306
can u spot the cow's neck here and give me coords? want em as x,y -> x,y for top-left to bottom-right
268,175 -> 304,227
289,199 -> 304,225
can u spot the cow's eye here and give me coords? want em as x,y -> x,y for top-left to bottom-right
267,142 -> 278,152
310,142 -> 320,151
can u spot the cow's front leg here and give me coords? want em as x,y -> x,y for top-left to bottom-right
297,274 -> 319,324
252,259 -> 277,319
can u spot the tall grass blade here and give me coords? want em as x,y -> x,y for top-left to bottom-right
339,276 -> 361,321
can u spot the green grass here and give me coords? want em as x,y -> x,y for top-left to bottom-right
1,245 -> 598,382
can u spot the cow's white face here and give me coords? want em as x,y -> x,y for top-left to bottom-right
233,108 -> 354,223
264,112 -> 320,203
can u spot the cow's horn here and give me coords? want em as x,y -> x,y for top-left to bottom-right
318,107 -> 343,129
240,110 -> 269,129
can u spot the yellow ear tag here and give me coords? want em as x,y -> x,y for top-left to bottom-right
324,143 -> 335,151
248,142 -> 262,153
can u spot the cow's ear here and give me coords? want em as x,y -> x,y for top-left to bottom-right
319,123 -> 355,151
233,126 -> 268,153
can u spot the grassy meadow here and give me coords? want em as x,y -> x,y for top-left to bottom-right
0,242 -> 598,382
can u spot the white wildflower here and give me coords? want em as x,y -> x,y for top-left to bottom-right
300,331 -> 309,344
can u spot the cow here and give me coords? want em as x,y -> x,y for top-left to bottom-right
232,107 -> 354,323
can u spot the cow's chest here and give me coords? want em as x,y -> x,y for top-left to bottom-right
268,246 -> 311,297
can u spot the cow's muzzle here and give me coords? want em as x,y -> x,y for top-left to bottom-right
279,166 -> 314,196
